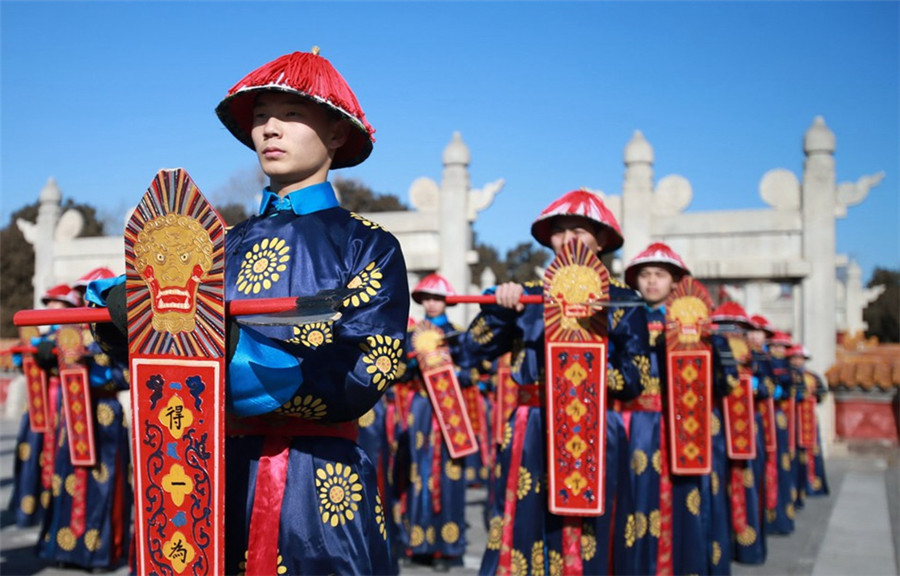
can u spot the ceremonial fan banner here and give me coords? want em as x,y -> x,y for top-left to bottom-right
665,277 -> 714,475
20,326 -> 50,433
412,319 -> 478,459
126,169 -> 225,576
56,325 -> 97,466
543,239 -> 608,516
723,335 -> 756,460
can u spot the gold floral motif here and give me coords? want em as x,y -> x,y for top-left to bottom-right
64,474 -> 77,497
634,512 -> 648,538
92,462 -> 109,484
743,467 -> 754,488
20,495 -> 36,515
632,449 -> 648,475
290,322 -> 333,349
487,516 -> 503,550
344,262 -> 383,308
581,527 -> 597,561
466,467 -> 476,482
624,514 -> 636,547
531,541 -> 545,574
736,525 -> 757,546
711,471 -> 720,495
349,212 -> 386,231
97,404 -> 115,427
17,442 -> 31,462
84,529 -> 101,552
360,334 -> 402,391
375,493 -> 387,540
52,474 -> 62,497
786,503 -> 795,519
41,490 -> 50,509
446,460 -> 462,481
57,527 -> 77,551
652,450 -> 662,474
358,409 -> 376,428
501,422 -> 512,451
611,307 -> 625,330
649,510 -> 661,538
712,541 -> 722,565
711,412 -> 721,436
409,525 -> 425,547
607,368 -> 625,392
517,467 -> 533,499
548,550 -> 563,576
776,412 -> 788,430
237,236 -> 289,295
686,487 -> 701,515
315,462 -> 363,527
425,526 -> 436,545
781,453 -> 791,472
441,522 -> 460,544
279,395 -> 328,420
470,317 -> 494,345
812,477 -> 823,491
415,431 -> 425,450
510,548 -> 528,576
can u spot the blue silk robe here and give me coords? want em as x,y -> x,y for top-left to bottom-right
732,350 -> 773,564
223,183 -> 409,575
767,352 -> 796,535
460,280 -> 646,576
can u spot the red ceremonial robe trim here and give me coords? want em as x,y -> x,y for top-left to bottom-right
498,407 -> 529,576
758,398 -> 777,454
246,435 -> 291,576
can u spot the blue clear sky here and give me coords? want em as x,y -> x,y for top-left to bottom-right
2,1 -> 898,282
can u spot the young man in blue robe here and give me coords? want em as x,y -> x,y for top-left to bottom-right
459,189 -> 646,576
91,48 -> 409,575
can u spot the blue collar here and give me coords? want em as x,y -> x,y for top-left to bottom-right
426,313 -> 450,328
258,182 -> 340,216
644,303 -> 666,315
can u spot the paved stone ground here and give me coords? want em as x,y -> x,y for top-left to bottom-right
2,413 -> 896,576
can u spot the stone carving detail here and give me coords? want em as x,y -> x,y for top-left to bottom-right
468,179 -> 504,222
760,169 -> 800,211
835,172 -> 884,217
55,209 -> 85,242
409,177 -> 440,212
653,175 -> 692,216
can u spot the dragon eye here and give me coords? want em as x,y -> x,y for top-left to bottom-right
156,253 -> 165,263
180,252 -> 190,263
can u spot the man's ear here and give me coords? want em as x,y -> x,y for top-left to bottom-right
327,119 -> 350,152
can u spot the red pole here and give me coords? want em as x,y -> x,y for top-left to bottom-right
444,294 -> 544,305
13,297 -> 303,328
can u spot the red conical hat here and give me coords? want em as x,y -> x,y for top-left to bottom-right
624,242 -> 690,288
768,331 -> 793,347
749,314 -> 775,336
215,48 -> 375,169
530,189 -> 624,254
73,266 -> 116,290
786,344 -> 808,358
710,301 -> 753,327
412,273 -> 458,305
41,283 -> 81,307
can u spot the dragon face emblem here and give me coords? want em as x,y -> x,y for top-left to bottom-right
133,214 -> 213,333
670,296 -> 708,345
